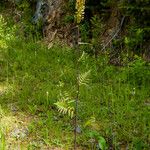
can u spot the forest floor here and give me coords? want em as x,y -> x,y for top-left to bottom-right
1,34 -> 149,150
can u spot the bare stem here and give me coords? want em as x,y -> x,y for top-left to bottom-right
74,25 -> 80,150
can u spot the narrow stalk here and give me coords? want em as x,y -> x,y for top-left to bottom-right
74,25 -> 80,150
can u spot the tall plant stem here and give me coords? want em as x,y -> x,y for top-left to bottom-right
74,25 -> 80,150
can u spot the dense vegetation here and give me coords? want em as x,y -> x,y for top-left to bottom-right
0,0 -> 150,149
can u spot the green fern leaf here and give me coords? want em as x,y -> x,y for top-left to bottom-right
54,92 -> 75,118
79,70 -> 91,86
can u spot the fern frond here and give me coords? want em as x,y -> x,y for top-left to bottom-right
55,101 -> 74,118
79,70 -> 91,86
78,51 -> 86,62
54,92 -> 75,118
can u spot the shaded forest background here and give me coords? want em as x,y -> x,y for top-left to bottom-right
1,0 -> 150,62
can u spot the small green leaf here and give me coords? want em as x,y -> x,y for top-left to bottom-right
98,136 -> 107,150
84,116 -> 95,127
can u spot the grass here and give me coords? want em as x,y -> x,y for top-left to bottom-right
0,12 -> 150,149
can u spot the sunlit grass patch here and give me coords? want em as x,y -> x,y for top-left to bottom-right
0,40 -> 8,49
0,106 -> 17,132
0,105 -> 36,149
0,105 -> 18,149
0,83 -> 14,96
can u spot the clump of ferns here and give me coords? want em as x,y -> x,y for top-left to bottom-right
54,69 -> 91,118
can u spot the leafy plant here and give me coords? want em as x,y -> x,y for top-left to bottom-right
54,91 -> 75,118
89,131 -> 107,150
124,28 -> 144,54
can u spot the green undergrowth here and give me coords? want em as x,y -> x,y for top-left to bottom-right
0,14 -> 150,149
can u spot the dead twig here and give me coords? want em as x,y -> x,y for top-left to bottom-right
101,16 -> 126,51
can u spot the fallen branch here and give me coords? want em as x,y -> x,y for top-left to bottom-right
101,16 -> 126,51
